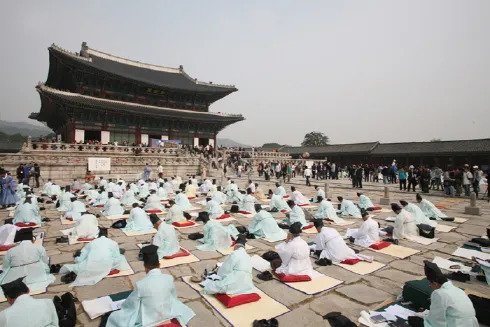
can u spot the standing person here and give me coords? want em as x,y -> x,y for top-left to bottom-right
472,166 -> 481,198
22,163 -> 32,185
462,165 -> 473,196
390,160 -> 398,184
33,163 -> 41,188
157,162 -> 164,179
398,166 -> 407,191
304,166 -> 312,186
0,172 -> 18,209
286,163 -> 292,183
407,166 -> 418,192
15,164 -> 23,184
454,168 -> 463,196
237,163 -> 243,178
143,163 -> 151,181
356,165 -> 363,189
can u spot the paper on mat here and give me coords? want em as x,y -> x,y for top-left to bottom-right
432,256 -> 472,274
384,304 -> 416,320
452,247 -> 490,260
82,296 -> 113,319
405,235 -> 439,245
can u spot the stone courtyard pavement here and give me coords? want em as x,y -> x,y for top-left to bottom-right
1,175 -> 489,326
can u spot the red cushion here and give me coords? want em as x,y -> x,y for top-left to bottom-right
187,196 -> 196,200
108,269 -> 120,276
371,206 -> 382,211
14,222 -> 36,227
283,195 -> 290,199
155,319 -> 182,327
146,209 -> 163,214
298,203 -> 309,207
0,244 -> 16,251
280,209 -> 288,213
215,293 -> 261,308
369,241 -> 391,250
77,237 -> 95,242
276,273 -> 311,283
163,248 -> 191,259
238,210 -> 252,215
172,221 -> 195,227
95,205 -> 104,208
216,213 -> 232,220
340,258 -> 361,265
435,205 -> 447,209
302,224 -> 314,230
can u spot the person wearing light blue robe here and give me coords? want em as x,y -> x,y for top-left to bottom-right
165,201 -> 185,223
138,183 -> 150,199
197,218 -> 238,251
46,183 -> 61,198
156,184 -> 168,200
0,282 -> 59,327
101,193 -> 124,216
226,182 -> 243,203
274,183 -> 287,197
71,214 -> 99,239
106,247 -> 194,327
64,198 -> 87,221
123,205 -> 153,232
91,189 -> 109,207
41,179 -> 53,195
121,188 -> 139,206
174,191 -> 192,210
202,239 -> 256,295
239,189 -> 256,213
337,197 -> 362,218
150,216 -> 180,258
269,193 -> 290,212
314,198 -> 343,223
357,193 -> 374,210
0,173 -> 18,207
312,185 -> 325,202
163,179 -> 174,194
206,198 -> 224,219
282,201 -> 308,227
12,198 -> 42,225
59,236 -> 129,287
129,182 -> 140,194
144,191 -> 166,211
0,238 -> 55,292
400,200 -> 437,227
80,181 -> 93,192
143,164 -> 152,181
211,188 -> 227,204
416,194 -> 448,220
56,188 -> 75,211
248,205 -> 287,241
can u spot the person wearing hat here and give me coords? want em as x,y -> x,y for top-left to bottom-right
164,200 -> 186,223
205,197 -> 225,219
314,197 -> 344,223
356,192 -> 375,211
239,188 -> 257,214
211,186 -> 227,204
143,190 -> 166,211
0,228 -> 55,290
56,186 -> 75,212
71,213 -> 100,239
248,204 -> 287,242
268,190 -> 290,213
254,183 -> 268,201
120,185 -> 140,207
407,165 -> 418,193
107,244 -> 195,325
390,203 -> 418,241
280,200 -> 308,228
185,180 -> 198,198
122,203 -> 153,233
201,235 -> 255,295
337,196 -> 362,218
12,196 -> 42,225
156,182 -> 168,201
149,214 -> 180,258
407,261 -> 478,327
196,214 -> 239,251
101,192 -> 125,216
59,236 -> 127,286
90,187 -> 109,207
311,220 -> 372,263
290,186 -> 309,206
273,222 -> 314,277
63,197 -> 87,221
0,277 -> 59,326
415,193 -> 449,220
225,181 -> 243,204
274,182 -> 287,197
346,210 -> 380,247
312,185 -> 325,203
400,200 -> 437,227
174,190 -> 192,210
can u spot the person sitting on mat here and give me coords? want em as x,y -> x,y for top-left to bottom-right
206,197 -> 225,219
226,181 -> 243,204
268,190 -> 290,213
400,200 -> 437,227
105,245 -> 195,327
280,200 -> 308,228
211,186 -> 227,204
407,261 -> 478,327
337,196 -> 362,218
196,213 -> 239,251
56,186 -> 75,211
239,188 -> 257,214
64,197 -> 87,221
149,214 -> 180,259
290,186 -> 309,206
201,235 -> 255,295
272,222 -> 315,277
165,200 -> 186,224
174,190 -> 192,210
101,192 -> 125,216
416,193 -> 450,220
346,211 -> 380,247
313,197 -> 344,223
254,183 -> 268,201
274,182 -> 287,197
311,185 -> 325,203
357,192 -> 375,210
90,187 -> 109,207
248,204 -> 287,242
120,185 -> 139,207
143,190 -> 165,212
123,203 -> 153,233
385,203 -> 418,244
12,196 -> 42,225
71,213 -> 99,239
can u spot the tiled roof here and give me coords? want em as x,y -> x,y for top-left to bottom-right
284,142 -> 379,155
371,139 -> 490,155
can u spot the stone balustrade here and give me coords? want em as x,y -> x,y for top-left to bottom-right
220,149 -> 291,159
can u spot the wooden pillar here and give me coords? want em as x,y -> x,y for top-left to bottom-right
135,127 -> 141,145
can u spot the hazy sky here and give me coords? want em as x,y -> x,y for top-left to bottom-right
1,1 -> 489,146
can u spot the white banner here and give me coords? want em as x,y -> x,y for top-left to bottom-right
75,129 -> 85,143
88,157 -> 111,171
101,131 -> 110,145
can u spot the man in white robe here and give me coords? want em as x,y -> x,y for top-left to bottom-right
347,211 -> 380,247
389,203 -> 418,242
120,186 -> 139,207
196,215 -> 239,251
416,193 -> 449,220
226,181 -> 243,203
71,214 -> 99,239
12,197 -> 42,225
312,185 -> 325,203
239,188 -> 256,213
64,197 -> 87,221
91,188 -> 109,207
400,200 -> 437,227
41,179 -> 53,195
156,183 -> 168,200
123,204 -> 153,232
185,182 -> 198,198
248,204 -> 287,242
357,192 -> 375,210
206,197 -> 224,219
0,224 -> 17,246
274,182 -> 287,197
101,192 -> 125,216
211,186 -> 227,204
268,190 -> 290,213
254,183 -> 268,201
282,200 -> 308,227
163,179 -> 174,194
313,197 -> 344,223
247,180 -> 256,193
290,186 -> 309,205
56,186 -> 75,211
149,215 -> 180,258
337,196 -> 362,218
143,190 -> 165,211
165,200 -> 185,223
174,191 -> 192,210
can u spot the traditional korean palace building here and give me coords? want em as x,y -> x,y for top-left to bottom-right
31,42 -> 243,147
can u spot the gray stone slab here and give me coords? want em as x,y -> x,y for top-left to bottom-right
192,249 -> 223,260
276,305 -> 326,327
74,277 -> 133,301
362,275 -> 404,296
374,269 -> 422,284
257,279 -> 310,307
309,293 -> 366,322
186,300 -> 229,327
336,284 -> 393,304
389,260 -> 425,275
316,265 -> 362,284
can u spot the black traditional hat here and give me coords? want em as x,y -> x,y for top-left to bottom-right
391,203 -> 402,212
0,277 -> 29,299
235,234 -> 247,246
424,260 -> 446,284
141,245 -> 159,266
289,222 -> 302,235
149,214 -> 160,225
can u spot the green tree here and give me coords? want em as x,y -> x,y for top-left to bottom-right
261,142 -> 282,148
301,131 -> 329,146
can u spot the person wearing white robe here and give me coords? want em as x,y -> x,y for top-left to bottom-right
248,204 -> 287,242
129,182 -> 140,195
123,204 -> 153,232
248,180 -> 256,193
185,182 -> 198,198
347,211 -> 380,247
206,198 -> 224,219
269,191 -> 290,212
400,200 -> 437,227
64,197 -> 87,221
202,236 -> 255,295
391,203 -> 418,241
226,182 -> 243,203
0,224 -> 17,246
138,183 -> 150,199
60,236 -> 128,287
71,214 -> 99,239
239,188 -> 256,213
312,220 -> 368,262
198,180 -> 210,193
313,197 -> 344,222
174,191 -> 192,210
254,183 -> 268,201
312,185 -> 325,202
416,194 -> 448,220
274,183 -> 287,197
106,245 -> 194,327
112,182 -> 124,199
0,233 -> 55,291
337,196 -> 362,218
12,198 -> 42,225
0,279 -> 59,327
171,177 -> 181,191
91,189 -> 109,207
121,187 -> 139,206
211,187 -> 227,204
282,200 -> 308,227
196,216 -> 238,251
150,215 -> 180,258
274,223 -> 315,277
290,186 -> 309,206
101,193 -> 124,216
357,192 -> 374,210
156,183 -> 168,200
41,179 -> 53,195
165,201 -> 185,223
163,179 -> 174,194
98,177 -> 108,188
80,181 -> 93,192
144,191 -> 166,211
56,187 -> 75,211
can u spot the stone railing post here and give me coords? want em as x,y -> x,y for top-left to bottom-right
379,186 -> 390,205
324,182 -> 329,199
464,192 -> 481,215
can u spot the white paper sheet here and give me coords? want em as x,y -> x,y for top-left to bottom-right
383,304 -> 416,320
82,296 -> 113,319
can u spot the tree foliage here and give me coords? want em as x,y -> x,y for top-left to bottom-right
261,142 -> 282,148
301,131 -> 330,147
